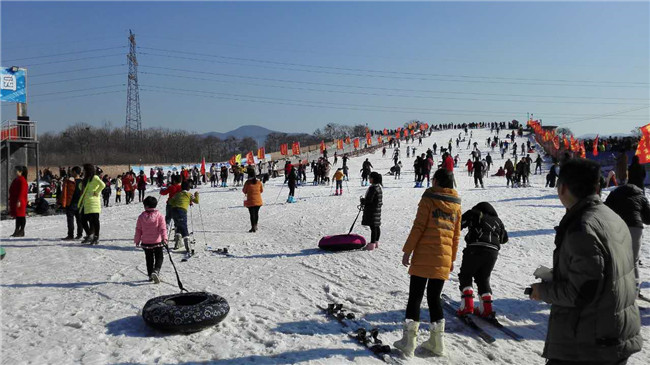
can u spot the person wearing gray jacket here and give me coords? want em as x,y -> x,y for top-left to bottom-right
529,159 -> 642,365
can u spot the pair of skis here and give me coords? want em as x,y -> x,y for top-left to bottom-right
441,294 -> 523,343
206,246 -> 234,257
318,303 -> 402,364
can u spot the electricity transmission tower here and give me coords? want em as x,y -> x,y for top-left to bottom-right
125,29 -> 142,145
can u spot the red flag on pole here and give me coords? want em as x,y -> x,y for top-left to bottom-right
345,137 -> 351,144
366,136 -> 372,146
229,155 -> 236,166
337,139 -> 343,150
257,147 -> 265,159
593,135 -> 599,156
353,138 -> 360,149
280,144 -> 288,156
320,140 -> 326,152
383,129 -> 388,136
200,157 -> 206,175
292,142 -> 301,155
246,151 -> 255,165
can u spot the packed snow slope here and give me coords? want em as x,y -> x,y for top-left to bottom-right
1,128 -> 649,365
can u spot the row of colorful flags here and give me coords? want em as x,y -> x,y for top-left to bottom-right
528,118 -> 650,163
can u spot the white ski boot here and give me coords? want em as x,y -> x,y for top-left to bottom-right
393,320 -> 419,357
420,319 -> 445,356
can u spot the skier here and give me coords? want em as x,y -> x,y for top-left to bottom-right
243,168 -> 264,232
456,202 -> 508,317
485,153 -> 492,172
382,147 -> 386,158
134,196 -> 167,283
360,171 -> 383,251
169,181 -> 199,259
465,159 -> 473,177
287,166 -> 298,203
473,158 -> 484,189
534,155 -> 543,175
395,168 -> 461,357
160,175 -> 182,231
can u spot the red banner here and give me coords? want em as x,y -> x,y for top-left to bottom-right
200,157 -> 206,175
592,135 -> 598,156
563,136 -> 569,150
635,124 -> 650,164
366,136 -> 372,146
320,140 -> 326,152
246,151 -> 255,165
280,143 -> 288,156
337,139 -> 344,150
403,130 -> 408,138
377,136 -> 383,144
353,138 -> 360,149
553,135 -> 560,150
292,142 -> 301,155
257,147 -> 265,159
229,155 -> 236,166
395,131 -> 400,140
383,129 -> 388,136
345,137 -> 351,144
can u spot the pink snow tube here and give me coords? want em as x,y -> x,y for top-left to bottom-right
318,234 -> 367,251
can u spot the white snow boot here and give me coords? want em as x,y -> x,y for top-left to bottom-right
393,320 -> 419,357
420,319 -> 445,356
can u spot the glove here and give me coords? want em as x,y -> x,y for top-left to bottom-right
360,197 -> 366,205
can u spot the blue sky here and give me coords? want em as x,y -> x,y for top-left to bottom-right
1,1 -> 648,136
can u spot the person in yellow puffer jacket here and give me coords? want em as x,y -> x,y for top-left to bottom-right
394,168 -> 462,358
169,181 -> 199,257
333,168 -> 345,196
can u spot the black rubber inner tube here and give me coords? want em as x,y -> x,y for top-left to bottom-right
142,291 -> 230,333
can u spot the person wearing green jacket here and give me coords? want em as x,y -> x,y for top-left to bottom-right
78,164 -> 106,244
169,180 -> 199,258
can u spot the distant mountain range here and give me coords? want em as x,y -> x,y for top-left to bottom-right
200,125 -> 284,141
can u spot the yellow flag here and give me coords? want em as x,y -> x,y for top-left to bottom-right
235,154 -> 242,164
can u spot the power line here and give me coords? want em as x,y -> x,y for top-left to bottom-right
558,106 -> 650,126
2,46 -> 126,62
23,53 -> 125,67
139,46 -> 648,86
31,84 -> 125,98
30,64 -> 125,78
139,65 -> 648,101
31,73 -> 124,86
28,90 -> 125,104
139,52 -> 648,89
139,70 -> 648,106
139,84 -> 647,120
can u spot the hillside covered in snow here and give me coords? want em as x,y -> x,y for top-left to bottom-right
1,127 -> 648,365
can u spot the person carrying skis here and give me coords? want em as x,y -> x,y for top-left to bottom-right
169,181 -> 199,259
360,171 -> 383,251
395,168 -> 461,357
134,196 -> 167,283
333,168 -> 344,196
456,202 -> 508,318
243,168 -> 264,232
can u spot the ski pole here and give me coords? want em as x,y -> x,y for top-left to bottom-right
348,204 -> 363,234
197,200 -> 209,251
274,181 -> 286,204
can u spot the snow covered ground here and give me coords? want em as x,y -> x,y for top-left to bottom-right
1,128 -> 649,365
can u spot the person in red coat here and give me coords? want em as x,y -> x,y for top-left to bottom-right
122,172 -> 135,204
136,170 -> 148,202
9,165 -> 28,237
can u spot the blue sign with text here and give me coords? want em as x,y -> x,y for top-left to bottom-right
1,67 -> 26,103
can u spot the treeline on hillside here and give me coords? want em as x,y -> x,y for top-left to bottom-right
39,122 -> 366,166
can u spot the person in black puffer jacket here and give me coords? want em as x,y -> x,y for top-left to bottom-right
361,171 -> 383,250
628,155 -> 646,192
605,183 -> 650,295
456,202 -> 508,317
